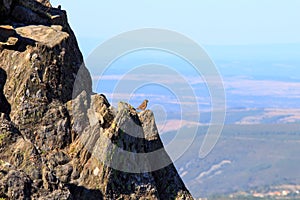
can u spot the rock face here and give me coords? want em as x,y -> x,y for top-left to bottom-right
0,0 -> 194,199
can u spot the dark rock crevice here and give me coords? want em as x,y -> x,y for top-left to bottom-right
0,68 -> 11,120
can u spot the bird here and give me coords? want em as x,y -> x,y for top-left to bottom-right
136,99 -> 148,111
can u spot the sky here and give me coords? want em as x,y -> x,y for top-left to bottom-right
51,0 -> 300,57
51,0 -> 300,116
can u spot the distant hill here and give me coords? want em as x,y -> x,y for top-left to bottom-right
161,124 -> 300,198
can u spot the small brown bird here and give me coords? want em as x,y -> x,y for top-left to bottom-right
136,99 -> 148,111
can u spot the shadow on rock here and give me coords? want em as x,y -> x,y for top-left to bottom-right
0,68 -> 11,120
67,184 -> 103,200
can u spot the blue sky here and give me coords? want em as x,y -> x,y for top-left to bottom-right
51,0 -> 300,56
51,0 -> 300,117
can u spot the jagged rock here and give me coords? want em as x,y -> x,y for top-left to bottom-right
0,168 -> 32,200
11,5 -> 49,25
30,101 -> 72,151
139,110 -> 193,199
0,25 -> 16,45
0,0 -> 92,126
66,90 -> 90,140
0,0 -> 194,199
0,0 -> 13,21
0,118 -> 20,159
16,25 -> 69,48
0,36 -> 18,46
37,189 -> 72,200
36,0 -> 51,7
67,100 -> 193,199
88,94 -> 114,128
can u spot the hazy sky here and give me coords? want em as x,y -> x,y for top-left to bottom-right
52,0 -> 300,54
50,0 -> 300,111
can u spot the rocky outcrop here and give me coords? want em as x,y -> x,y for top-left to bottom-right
0,0 -> 193,199
65,93 -> 193,199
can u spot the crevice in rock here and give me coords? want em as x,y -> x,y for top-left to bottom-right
0,68 -> 11,121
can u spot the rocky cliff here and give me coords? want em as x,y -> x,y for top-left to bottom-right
0,0 -> 193,199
